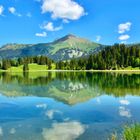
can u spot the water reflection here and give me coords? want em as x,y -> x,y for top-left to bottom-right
0,72 -> 139,104
42,121 -> 86,140
0,72 -> 139,140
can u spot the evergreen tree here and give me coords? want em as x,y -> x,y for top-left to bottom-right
2,60 -> 11,70
48,60 -> 52,70
23,63 -> 29,72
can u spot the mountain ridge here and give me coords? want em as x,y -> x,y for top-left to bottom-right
0,34 -> 105,61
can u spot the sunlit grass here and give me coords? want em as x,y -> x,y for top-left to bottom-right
121,66 -> 140,70
123,123 -> 140,140
0,63 -> 139,72
6,63 -> 56,72
110,123 -> 140,140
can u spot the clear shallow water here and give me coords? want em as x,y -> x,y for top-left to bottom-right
0,72 -> 139,140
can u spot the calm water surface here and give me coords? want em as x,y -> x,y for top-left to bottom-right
0,72 -> 139,140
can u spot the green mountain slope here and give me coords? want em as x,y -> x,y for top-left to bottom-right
0,34 -> 104,61
0,72 -> 139,105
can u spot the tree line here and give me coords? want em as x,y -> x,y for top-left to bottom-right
56,44 -> 140,70
0,44 -> 140,71
0,56 -> 53,71
0,72 -> 139,97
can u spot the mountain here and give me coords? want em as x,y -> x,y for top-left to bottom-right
0,72 -> 139,105
0,34 -> 105,61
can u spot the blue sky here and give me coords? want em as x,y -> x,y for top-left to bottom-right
0,0 -> 140,46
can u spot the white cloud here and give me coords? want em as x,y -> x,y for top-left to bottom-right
8,7 -> 22,17
41,22 -> 62,31
41,0 -> 86,20
118,22 -> 132,34
64,117 -> 70,121
118,34 -> 130,41
36,103 -> 48,108
45,110 -> 62,119
9,7 -> 16,14
0,5 -> 4,16
119,99 -> 130,105
10,128 -> 16,134
0,127 -> 3,136
45,110 -> 54,119
35,32 -> 47,37
96,98 -> 101,104
119,106 -> 132,118
42,121 -> 86,140
96,36 -> 101,42
120,41 -> 127,44
63,19 -> 70,24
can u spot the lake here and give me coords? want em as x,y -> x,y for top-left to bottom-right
0,72 -> 139,140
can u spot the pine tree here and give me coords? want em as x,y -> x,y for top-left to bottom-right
23,63 -> 29,72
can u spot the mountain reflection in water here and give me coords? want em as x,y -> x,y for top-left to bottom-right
0,72 -> 139,104
0,72 -> 139,140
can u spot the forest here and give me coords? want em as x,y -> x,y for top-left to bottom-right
0,43 -> 140,71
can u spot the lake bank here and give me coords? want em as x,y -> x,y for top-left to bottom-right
1,69 -> 140,73
0,63 -> 140,73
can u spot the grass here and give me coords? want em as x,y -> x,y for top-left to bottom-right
50,37 -> 99,54
0,64 -> 139,72
29,63 -> 48,71
8,65 -> 23,72
6,63 -> 56,72
110,123 -> 140,140
123,124 -> 140,140
120,66 -> 140,70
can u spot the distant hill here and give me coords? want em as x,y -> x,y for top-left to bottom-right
0,34 -> 105,61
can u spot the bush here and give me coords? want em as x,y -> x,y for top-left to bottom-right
110,123 -> 140,140
123,123 -> 140,140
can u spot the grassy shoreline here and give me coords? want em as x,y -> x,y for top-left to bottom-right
1,69 -> 140,73
0,63 -> 140,73
110,123 -> 140,140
